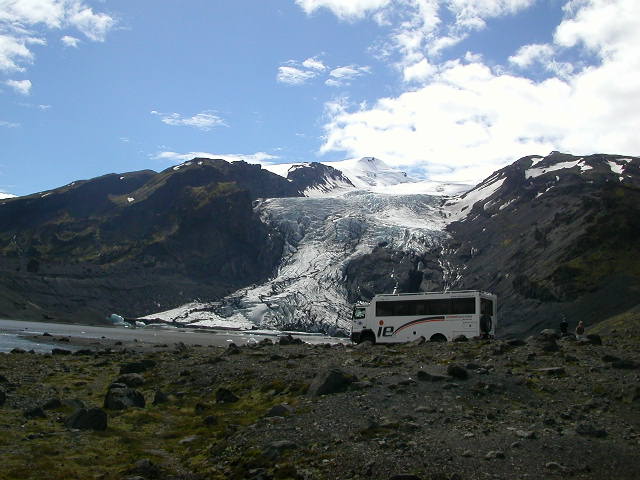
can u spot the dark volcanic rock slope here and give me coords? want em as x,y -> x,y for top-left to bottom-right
0,159 -> 302,322
445,152 -> 640,335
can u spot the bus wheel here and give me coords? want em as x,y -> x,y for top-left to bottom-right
360,330 -> 376,344
480,315 -> 492,334
430,333 -> 447,343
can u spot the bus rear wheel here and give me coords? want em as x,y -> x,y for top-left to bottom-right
430,333 -> 447,343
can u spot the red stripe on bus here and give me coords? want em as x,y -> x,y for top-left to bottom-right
393,317 -> 445,335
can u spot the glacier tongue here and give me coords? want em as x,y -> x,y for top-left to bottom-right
147,191 -> 450,333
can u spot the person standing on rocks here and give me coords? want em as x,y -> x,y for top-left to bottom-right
575,320 -> 585,339
560,315 -> 568,336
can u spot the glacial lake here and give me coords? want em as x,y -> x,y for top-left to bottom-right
0,319 -> 347,353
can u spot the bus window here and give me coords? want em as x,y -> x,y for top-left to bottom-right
414,300 -> 427,315
426,299 -> 450,315
394,301 -> 412,316
481,298 -> 493,315
376,302 -> 394,317
451,297 -> 475,314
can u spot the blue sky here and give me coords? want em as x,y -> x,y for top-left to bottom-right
1,0 -> 639,196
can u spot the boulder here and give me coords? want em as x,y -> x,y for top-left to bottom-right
125,458 -> 161,479
65,408 -> 108,431
539,329 -> 559,338
104,386 -> 145,410
262,440 -> 297,459
23,407 -> 46,419
447,364 -> 469,380
354,340 -> 373,350
585,334 -> 602,345
602,354 -> 621,363
278,334 -> 303,345
307,368 -> 358,396
73,349 -> 93,356
611,359 -> 639,370
225,343 -> 240,355
576,423 -> 607,438
536,367 -> 565,376
452,335 -> 468,342
265,403 -> 294,417
215,388 -> 239,404
41,398 -> 62,410
152,390 -> 169,405
416,370 -> 446,382
119,360 -> 156,374
51,348 -> 72,355
63,398 -> 86,410
116,373 -> 145,388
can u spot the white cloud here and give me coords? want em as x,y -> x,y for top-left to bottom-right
61,35 -> 80,47
307,0 -> 640,185
152,151 -> 279,165
509,43 -> 555,68
464,51 -> 483,63
66,3 -> 114,42
302,56 -> 327,70
277,65 -> 318,85
5,78 -> 31,95
296,1 -> 536,85
403,58 -> 435,82
295,0 -> 392,19
0,0 -> 115,75
277,57 -> 370,87
0,120 -> 20,128
326,64 -> 371,86
151,110 -> 227,130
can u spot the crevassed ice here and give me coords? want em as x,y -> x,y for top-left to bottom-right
146,191 -> 450,333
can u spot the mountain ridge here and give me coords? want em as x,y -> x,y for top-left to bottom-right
0,152 -> 638,337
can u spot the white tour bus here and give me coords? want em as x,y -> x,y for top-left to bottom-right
350,290 -> 497,344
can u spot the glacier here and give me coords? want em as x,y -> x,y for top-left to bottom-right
143,157 -> 471,333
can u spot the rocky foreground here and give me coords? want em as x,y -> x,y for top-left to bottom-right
1,318 -> 639,480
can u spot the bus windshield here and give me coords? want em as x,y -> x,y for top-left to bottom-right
352,307 -> 366,320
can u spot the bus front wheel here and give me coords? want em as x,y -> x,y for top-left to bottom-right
360,330 -> 376,344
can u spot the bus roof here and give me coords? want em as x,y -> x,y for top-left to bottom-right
372,290 -> 496,299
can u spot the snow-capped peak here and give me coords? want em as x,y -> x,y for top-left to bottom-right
0,192 -> 17,200
321,156 -> 417,189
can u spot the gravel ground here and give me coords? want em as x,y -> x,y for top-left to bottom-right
0,328 -> 639,480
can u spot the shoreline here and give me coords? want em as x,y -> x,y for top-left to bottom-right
0,318 -> 348,354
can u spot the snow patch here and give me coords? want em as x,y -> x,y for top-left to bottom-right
608,161 -> 624,175
0,192 -> 17,199
120,176 -> 125,180
445,176 -> 506,221
499,198 -> 517,211
525,157 -> 595,179
530,156 -> 544,167
127,197 -> 134,203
